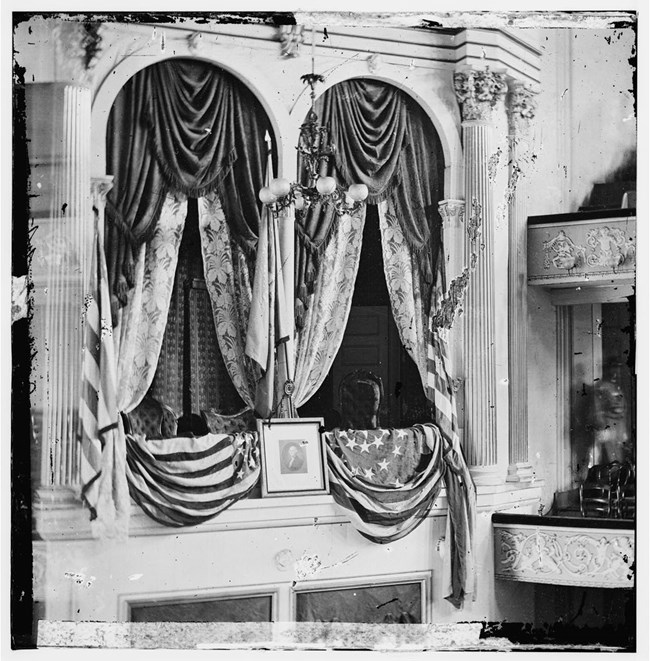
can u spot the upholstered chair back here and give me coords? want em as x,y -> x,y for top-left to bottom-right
122,396 -> 178,440
201,408 -> 257,435
339,370 -> 384,430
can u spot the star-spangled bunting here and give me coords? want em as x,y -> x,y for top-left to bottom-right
325,423 -> 476,610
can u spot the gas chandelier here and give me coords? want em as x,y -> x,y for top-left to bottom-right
258,28 -> 369,219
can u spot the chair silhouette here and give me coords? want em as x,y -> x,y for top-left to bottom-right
617,462 -> 635,519
339,370 -> 384,430
122,395 -> 178,440
579,461 -> 622,518
201,407 -> 257,435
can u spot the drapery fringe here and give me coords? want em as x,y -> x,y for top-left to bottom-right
154,144 -> 239,200
333,150 -> 405,207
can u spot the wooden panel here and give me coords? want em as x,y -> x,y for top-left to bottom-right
130,594 -> 273,623
295,582 -> 422,624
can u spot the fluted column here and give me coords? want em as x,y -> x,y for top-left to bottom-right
28,84 -> 92,496
454,68 -> 507,484
506,83 -> 538,483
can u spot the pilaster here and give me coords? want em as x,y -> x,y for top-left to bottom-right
506,82 -> 538,483
27,84 -> 93,495
453,68 -> 507,485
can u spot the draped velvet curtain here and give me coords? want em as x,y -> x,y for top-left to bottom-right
105,59 -> 270,314
294,79 -> 444,326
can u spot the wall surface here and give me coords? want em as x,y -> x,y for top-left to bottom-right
515,24 -> 637,507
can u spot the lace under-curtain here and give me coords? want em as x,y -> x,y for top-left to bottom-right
114,194 -> 188,414
197,193 -> 258,409
293,210 -> 366,408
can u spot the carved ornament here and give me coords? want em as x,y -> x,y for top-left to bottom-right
438,199 -> 466,225
507,83 -> 538,133
278,25 -> 304,58
91,176 -> 114,205
543,230 -> 586,271
432,268 -> 470,330
53,20 -> 104,85
586,226 -> 636,271
454,69 -> 508,122
187,31 -> 205,55
494,527 -> 634,588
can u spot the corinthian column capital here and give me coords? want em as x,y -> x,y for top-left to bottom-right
91,175 -> 114,207
454,68 -> 508,122
438,199 -> 465,226
507,82 -> 539,135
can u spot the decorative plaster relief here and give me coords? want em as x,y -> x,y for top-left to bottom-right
507,83 -> 538,134
187,32 -> 205,55
278,25 -> 304,58
438,199 -> 465,225
494,526 -> 634,588
53,20 -> 104,85
586,226 -> 636,271
31,228 -> 80,271
432,269 -> 470,331
543,230 -> 586,271
529,217 -> 636,285
453,69 -> 508,122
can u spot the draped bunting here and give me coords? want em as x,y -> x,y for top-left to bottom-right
125,422 -> 474,606
320,423 -> 475,607
125,431 -> 260,527
105,59 -> 270,310
295,79 -> 444,320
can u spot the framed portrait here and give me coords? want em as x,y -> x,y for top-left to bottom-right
258,418 -> 329,497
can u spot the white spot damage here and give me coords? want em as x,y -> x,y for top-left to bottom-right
64,571 -> 95,588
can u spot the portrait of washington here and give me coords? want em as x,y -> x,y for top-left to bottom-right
280,441 -> 308,474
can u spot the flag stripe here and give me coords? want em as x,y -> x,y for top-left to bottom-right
123,430 -> 261,526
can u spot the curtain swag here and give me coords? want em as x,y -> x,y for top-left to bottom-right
105,59 -> 272,312
295,79 -> 444,322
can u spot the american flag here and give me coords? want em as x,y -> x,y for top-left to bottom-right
325,423 -> 475,607
125,431 -> 260,527
78,225 -> 129,537
325,425 -> 447,542
426,264 -> 461,450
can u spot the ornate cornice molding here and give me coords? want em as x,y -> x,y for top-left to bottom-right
507,82 -> 539,134
454,68 -> 508,123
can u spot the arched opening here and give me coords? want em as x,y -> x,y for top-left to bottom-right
104,58 -> 277,436
296,79 -> 445,430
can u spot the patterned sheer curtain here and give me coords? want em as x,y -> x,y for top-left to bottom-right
114,193 -> 188,413
197,192 -> 258,408
294,210 -> 366,408
378,197 -> 431,392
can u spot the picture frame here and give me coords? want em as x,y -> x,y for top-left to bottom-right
257,418 -> 329,497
